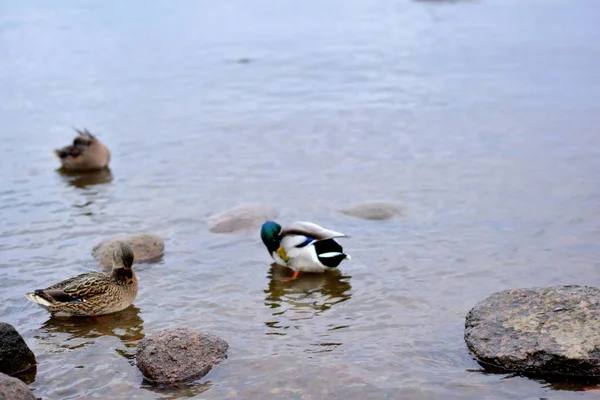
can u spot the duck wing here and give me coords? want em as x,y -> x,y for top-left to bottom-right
37,272 -> 110,303
282,221 -> 347,241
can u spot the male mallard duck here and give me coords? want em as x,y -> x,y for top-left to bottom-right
55,128 -> 111,171
260,221 -> 350,279
25,243 -> 138,317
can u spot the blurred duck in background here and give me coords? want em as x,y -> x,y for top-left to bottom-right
55,128 -> 111,171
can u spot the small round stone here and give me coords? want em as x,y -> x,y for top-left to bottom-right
207,204 -> 278,233
92,234 -> 165,267
339,202 -> 402,220
0,372 -> 36,400
136,328 -> 228,384
465,285 -> 600,377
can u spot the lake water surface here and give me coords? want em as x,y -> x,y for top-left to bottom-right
2,0 -> 600,399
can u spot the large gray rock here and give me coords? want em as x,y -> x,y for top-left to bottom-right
339,202 -> 402,220
465,285 -> 600,377
207,204 -> 278,233
93,234 -> 165,267
0,373 -> 36,400
0,323 -> 36,376
136,328 -> 228,384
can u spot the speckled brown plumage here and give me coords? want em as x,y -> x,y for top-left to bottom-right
25,243 -> 138,317
54,128 -> 111,171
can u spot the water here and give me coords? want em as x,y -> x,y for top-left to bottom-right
1,0 -> 600,398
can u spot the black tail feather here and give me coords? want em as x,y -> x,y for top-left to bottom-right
314,239 -> 347,268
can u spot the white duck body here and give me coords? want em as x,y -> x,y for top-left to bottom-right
269,221 -> 350,273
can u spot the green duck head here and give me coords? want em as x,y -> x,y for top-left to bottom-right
261,221 -> 282,254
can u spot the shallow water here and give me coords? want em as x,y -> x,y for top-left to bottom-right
1,0 -> 600,398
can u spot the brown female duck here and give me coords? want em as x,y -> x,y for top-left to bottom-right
25,243 -> 138,317
55,128 -> 111,171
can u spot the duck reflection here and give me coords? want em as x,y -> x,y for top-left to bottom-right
56,168 -> 113,214
34,305 -> 144,360
264,264 -> 352,325
57,167 -> 113,189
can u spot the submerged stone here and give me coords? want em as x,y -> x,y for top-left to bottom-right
0,373 -> 36,400
207,204 -> 278,233
339,202 -> 402,220
0,323 -> 36,377
136,328 -> 228,385
93,234 -> 165,267
465,285 -> 600,377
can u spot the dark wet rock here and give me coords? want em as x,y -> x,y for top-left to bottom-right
207,204 -> 278,233
136,328 -> 228,384
93,234 -> 165,267
339,202 -> 402,220
0,323 -> 36,376
0,373 -> 36,400
465,285 -> 600,377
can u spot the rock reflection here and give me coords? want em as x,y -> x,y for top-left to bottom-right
12,365 -> 37,385
468,366 -> 600,392
545,379 -> 600,391
57,167 -> 113,189
264,264 -> 352,330
34,305 -> 144,359
141,381 -> 213,399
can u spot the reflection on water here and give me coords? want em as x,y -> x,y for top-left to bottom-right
141,381 -> 213,400
545,379 -> 600,392
468,364 -> 600,392
34,305 -> 144,360
264,264 -> 352,333
57,168 -> 113,214
12,364 -> 37,385
57,167 -> 113,189
472,364 -> 600,392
